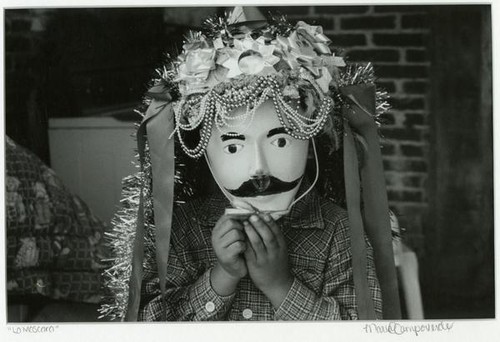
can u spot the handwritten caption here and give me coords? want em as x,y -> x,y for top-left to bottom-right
8,325 -> 59,334
363,321 -> 454,336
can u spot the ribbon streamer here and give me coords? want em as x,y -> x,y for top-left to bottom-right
125,95 -> 175,321
341,84 -> 402,320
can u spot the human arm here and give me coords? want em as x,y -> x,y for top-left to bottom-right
138,214 -> 247,321
243,213 -> 294,308
138,244 -> 236,321
242,212 -> 381,320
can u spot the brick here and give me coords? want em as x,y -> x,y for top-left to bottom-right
377,80 -> 397,93
5,36 -> 31,52
406,49 -> 429,62
388,190 -> 423,202
373,5 -> 430,13
309,17 -> 335,30
401,144 -> 424,157
373,33 -> 427,47
317,6 -> 370,14
403,81 -> 427,94
390,97 -> 426,110
341,16 -> 396,30
401,14 -> 430,29
381,143 -> 396,156
405,113 -> 425,126
376,65 -> 429,78
381,127 -> 421,141
385,173 -> 399,186
383,159 -> 427,172
379,112 -> 396,125
329,34 -> 367,47
402,175 -> 423,187
12,19 -> 31,32
348,49 -> 399,63
261,6 -> 310,16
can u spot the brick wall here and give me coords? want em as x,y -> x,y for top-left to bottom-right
270,5 -> 432,253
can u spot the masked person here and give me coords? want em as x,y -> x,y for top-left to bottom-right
100,7 -> 401,321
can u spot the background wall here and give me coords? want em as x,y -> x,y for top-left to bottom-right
4,5 -> 493,319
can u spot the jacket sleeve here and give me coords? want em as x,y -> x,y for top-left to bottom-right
138,239 -> 236,321
274,215 -> 383,320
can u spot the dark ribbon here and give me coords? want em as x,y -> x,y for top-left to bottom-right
343,121 -> 377,320
125,87 -> 174,321
341,84 -> 402,319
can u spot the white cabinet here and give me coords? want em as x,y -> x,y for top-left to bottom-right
48,117 -> 138,225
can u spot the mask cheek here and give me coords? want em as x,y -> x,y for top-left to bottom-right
266,141 -> 309,181
206,143 -> 249,190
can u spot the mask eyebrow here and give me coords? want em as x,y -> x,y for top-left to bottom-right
221,133 -> 245,142
267,127 -> 289,138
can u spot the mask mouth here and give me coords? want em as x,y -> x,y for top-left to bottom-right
251,176 -> 271,193
226,175 -> 301,198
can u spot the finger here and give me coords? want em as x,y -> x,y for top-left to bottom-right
220,229 -> 246,248
261,213 -> 284,246
243,220 -> 265,255
249,214 -> 278,250
214,217 -> 243,239
243,230 -> 256,261
226,240 -> 247,255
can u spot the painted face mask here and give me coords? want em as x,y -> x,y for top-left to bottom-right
206,100 -> 309,216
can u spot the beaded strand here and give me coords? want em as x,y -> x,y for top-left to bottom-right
174,74 -> 333,157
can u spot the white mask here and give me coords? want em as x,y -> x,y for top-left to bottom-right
205,99 -> 309,215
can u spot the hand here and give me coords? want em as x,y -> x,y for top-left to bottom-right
243,213 -> 293,308
211,215 -> 248,281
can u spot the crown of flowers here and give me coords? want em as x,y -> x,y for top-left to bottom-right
175,15 -> 346,96
150,10 -> 383,159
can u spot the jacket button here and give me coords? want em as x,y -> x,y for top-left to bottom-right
205,301 -> 215,313
242,308 -> 253,319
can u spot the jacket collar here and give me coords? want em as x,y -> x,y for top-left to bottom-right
193,178 -> 325,230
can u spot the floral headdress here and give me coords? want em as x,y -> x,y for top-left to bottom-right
99,7 -> 400,322
147,8 -> 390,158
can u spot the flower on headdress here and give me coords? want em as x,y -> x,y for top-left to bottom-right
177,48 -> 216,83
273,21 -> 346,93
217,36 -> 280,78
295,21 -> 332,55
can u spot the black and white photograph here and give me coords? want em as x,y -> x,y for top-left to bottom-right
2,0 -> 497,341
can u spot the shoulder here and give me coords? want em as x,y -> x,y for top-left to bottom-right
318,198 -> 350,235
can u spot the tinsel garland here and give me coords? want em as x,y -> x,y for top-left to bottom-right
98,127 -> 197,320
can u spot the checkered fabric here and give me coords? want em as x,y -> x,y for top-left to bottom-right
138,182 -> 382,321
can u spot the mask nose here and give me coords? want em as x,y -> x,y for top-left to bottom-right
249,144 -> 270,192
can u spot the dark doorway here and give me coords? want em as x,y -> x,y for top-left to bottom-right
424,5 -> 494,318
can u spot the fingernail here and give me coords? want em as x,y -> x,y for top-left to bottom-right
250,215 -> 259,223
262,213 -> 272,222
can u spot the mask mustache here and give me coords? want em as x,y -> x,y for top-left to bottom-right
226,175 -> 302,198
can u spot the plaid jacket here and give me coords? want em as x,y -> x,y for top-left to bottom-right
138,183 -> 382,321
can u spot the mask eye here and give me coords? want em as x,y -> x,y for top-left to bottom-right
271,137 -> 290,148
223,143 -> 244,154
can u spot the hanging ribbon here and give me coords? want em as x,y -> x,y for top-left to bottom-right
343,121 -> 377,320
341,84 -> 402,320
125,87 -> 175,321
